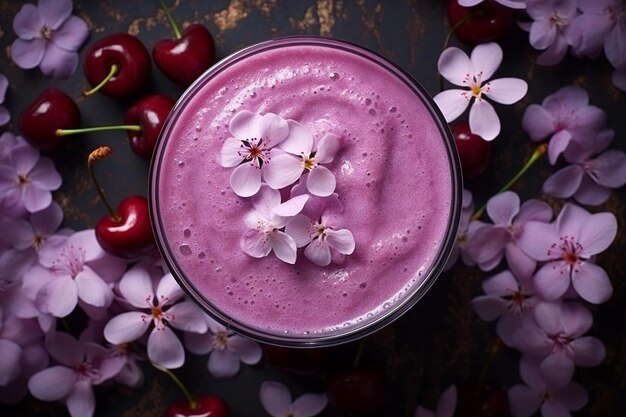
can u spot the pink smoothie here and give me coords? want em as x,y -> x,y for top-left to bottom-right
151,38 -> 459,342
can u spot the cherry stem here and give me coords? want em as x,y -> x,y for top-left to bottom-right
87,146 -> 122,222
154,364 -> 198,410
56,125 -> 142,137
475,338 -> 502,396
471,143 -> 548,221
439,11 -> 482,92
160,0 -> 182,39
83,64 -> 119,96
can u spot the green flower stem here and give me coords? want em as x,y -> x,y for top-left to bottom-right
56,125 -> 142,136
157,366 -> 198,410
87,147 -> 121,222
471,143 -> 548,221
83,64 -> 118,96
160,0 -> 182,39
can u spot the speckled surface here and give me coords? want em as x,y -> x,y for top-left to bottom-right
1,1 -> 625,416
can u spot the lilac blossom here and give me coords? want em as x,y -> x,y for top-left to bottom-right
507,358 -> 588,417
522,85 -> 607,164
518,203 -> 617,304
472,270 -> 537,347
467,191 -> 553,278
0,142 -> 62,216
2,202 -> 64,252
0,74 -> 9,126
514,301 -> 605,389
28,332 -> 125,417
264,123 -> 341,196
434,42 -> 528,141
11,0 -> 89,79
184,316 -> 262,378
241,185 -> 308,264
103,265 -> 207,369
543,129 -> 626,205
458,0 -> 526,9
414,385 -> 457,417
260,381 -> 328,417
0,132 -> 29,164
219,110 -> 290,197
0,249 -> 39,319
444,189 -> 475,270
520,0 -> 577,66
568,0 -> 626,68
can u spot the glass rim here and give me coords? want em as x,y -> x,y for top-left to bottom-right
149,35 -> 463,348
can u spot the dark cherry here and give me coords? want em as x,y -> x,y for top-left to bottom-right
124,94 -> 175,160
447,0 -> 513,45
19,89 -> 80,150
451,121 -> 492,178
95,196 -> 155,260
83,33 -> 151,98
262,344 -> 330,375
153,24 -> 216,87
456,380 -> 509,417
327,368 -> 386,416
164,395 -> 231,417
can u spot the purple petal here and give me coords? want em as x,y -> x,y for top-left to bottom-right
273,194 -> 309,218
166,301 -> 208,333
436,385 -> 457,417
147,327 -> 184,369
495,0 -> 526,9
471,295 -> 508,321
3,219 -> 35,250
22,183 -> 52,213
229,335 -> 262,364
522,104 -> 555,141
280,120 -> 314,155
250,184 -> 281,215
470,42 -> 503,81
533,262 -> 570,300
325,229 -> 355,255
66,380 -> 94,417
517,220 -> 558,261
304,238 -> 331,266
433,89 -> 470,123
518,197 -> 551,226
415,407 -> 436,417
529,20 -> 557,49
0,340 -> 22,386
536,35 -> 569,66
466,225 -> 508,264
292,393 -> 328,417
574,175 -> 611,205
458,0 -> 483,5
505,244 -> 536,281
561,382 -> 588,411
482,270 -> 518,296
38,0 -> 72,30
208,349 -> 240,378
230,111 -> 289,147
540,400 -> 571,417
220,138 -> 244,167
548,130 -> 572,165
28,366 -> 76,401
555,203 -> 586,238
40,43 -> 79,79
75,267 -> 112,308
519,358 -> 546,391
241,229 -> 272,258
68,230 -> 102,262
119,265 -> 153,308
571,262 -> 612,304
486,78 -> 528,105
588,150 -> 626,187
497,314 -> 526,347
544,84 -> 589,111
184,331 -> 211,355
13,4 -> 43,39
469,100 -> 500,141
0,107 -> 9,126
540,351 -> 574,389
51,15 -> 88,51
507,385 -> 541,417
260,381 -> 292,417
315,133 -> 341,164
572,105 -> 607,134
262,153 -> 303,191
0,74 -> 8,100
269,231 -> 297,264
579,211 -> 617,256
230,163 -> 262,197
156,272 -> 184,304
570,336 -> 605,367
604,25 -> 626,68
284,214 -> 314,247
612,66 -> 626,91
560,301 -> 593,337
12,144 -> 40,174
307,165 -> 336,197
32,201 -> 64,235
103,312 -> 150,344
543,164 -> 584,198
41,276 -> 77,317
438,47 -> 472,86
486,191 -> 519,225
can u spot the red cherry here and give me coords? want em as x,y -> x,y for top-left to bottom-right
124,94 -> 175,160
95,196 -> 155,260
327,368 -> 386,416
164,395 -> 231,417
447,0 -> 513,45
153,24 -> 216,87
83,33 -> 151,98
451,121 -> 492,178
456,381 -> 509,417
262,344 -> 330,375
19,89 -> 80,150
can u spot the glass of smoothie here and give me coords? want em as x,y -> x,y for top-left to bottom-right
149,36 -> 462,347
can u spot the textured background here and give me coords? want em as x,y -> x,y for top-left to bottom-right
1,0 -> 625,416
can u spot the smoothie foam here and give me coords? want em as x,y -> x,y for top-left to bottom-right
151,38 -> 460,342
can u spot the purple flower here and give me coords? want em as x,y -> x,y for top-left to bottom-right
0,249 -> 39,319
521,0 -> 577,65
0,74 -> 9,126
472,270 -> 537,347
414,385 -> 457,417
434,42 -> 528,141
0,132 -> 28,164
290,174 -> 343,220
467,192 -> 553,278
28,332 -> 125,417
518,203 -> 617,303
184,316 -> 262,378
612,65 -> 626,91
543,129 -> 626,205
514,301 -> 605,389
11,0 -> 89,79
522,85 -> 607,164
568,0 -> 626,68
2,202 -> 64,252
241,185 -> 308,264
103,265 -> 207,369
507,358 -> 588,417
219,110 -> 290,197
458,0 -> 526,9
260,381 -> 327,417
445,189 -> 475,270
264,124 -> 341,197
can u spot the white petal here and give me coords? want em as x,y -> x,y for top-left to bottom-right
470,42 -> 503,81
485,78 -> 528,105
241,230 -> 272,258
103,312 -> 151,344
304,239 -> 331,266
119,265 -> 153,308
315,133 -> 341,164
438,47 -> 473,86
147,327 -> 185,369
260,381 -> 292,417
263,153 -> 304,190
285,214 -> 315,248
220,138 -> 244,167
469,100 -> 500,141
433,89 -> 471,123
307,165 -> 336,197
325,229 -> 355,255
250,184 -> 282,215
269,232 -> 297,264
230,163 -> 262,197
272,194 -> 309,219
156,272 -> 184,304
75,268 -> 113,308
280,120 -> 314,155
230,110 -> 290,146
